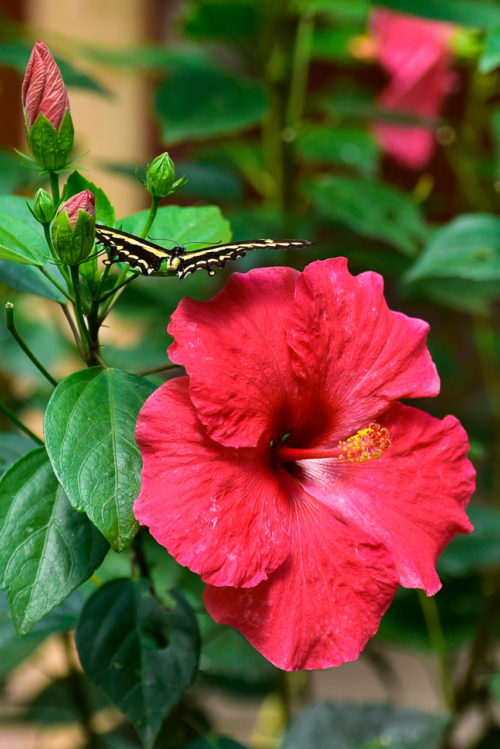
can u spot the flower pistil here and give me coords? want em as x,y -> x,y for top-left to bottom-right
274,423 -> 391,464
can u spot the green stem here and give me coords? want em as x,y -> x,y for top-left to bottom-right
69,265 -> 93,362
141,195 -> 161,239
0,401 -> 43,444
98,270 -> 140,305
137,362 -> 183,377
417,590 -> 455,711
48,171 -> 60,204
38,266 -> 73,301
58,303 -> 85,360
286,12 -> 314,127
5,302 -> 58,387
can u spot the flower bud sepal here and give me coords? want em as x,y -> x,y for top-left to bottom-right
29,188 -> 56,226
26,109 -> 74,172
52,208 -> 95,266
145,152 -> 188,199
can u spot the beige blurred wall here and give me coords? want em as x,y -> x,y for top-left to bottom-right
25,0 -> 154,217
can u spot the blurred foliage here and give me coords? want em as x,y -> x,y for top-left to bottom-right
1,0 -> 500,747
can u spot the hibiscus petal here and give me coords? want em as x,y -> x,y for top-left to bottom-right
168,267 -> 301,448
134,378 -> 290,588
204,469 -> 399,671
293,402 -> 475,595
287,258 -> 440,439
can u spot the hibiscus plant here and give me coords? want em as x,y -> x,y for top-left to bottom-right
0,4 -> 499,749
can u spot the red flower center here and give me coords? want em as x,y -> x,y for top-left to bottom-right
273,423 -> 391,465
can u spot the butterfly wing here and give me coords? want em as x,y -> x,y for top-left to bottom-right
174,239 -> 315,279
95,224 -> 170,275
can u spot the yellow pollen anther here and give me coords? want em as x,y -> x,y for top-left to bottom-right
337,423 -> 391,464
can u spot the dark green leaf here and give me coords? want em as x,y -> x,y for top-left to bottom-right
186,737 -> 247,749
307,176 -> 428,255
405,214 -> 500,283
155,64 -> 268,144
297,127 -> 378,176
184,0 -> 260,40
479,27 -> 500,72
0,448 -> 108,634
376,0 -> 500,28
44,368 -> 155,550
281,701 -> 449,749
0,433 -> 37,476
0,210 -> 49,265
76,579 -> 200,749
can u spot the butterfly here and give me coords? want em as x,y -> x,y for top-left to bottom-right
94,224 -> 314,279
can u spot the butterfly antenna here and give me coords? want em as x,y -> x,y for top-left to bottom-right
182,239 -> 222,247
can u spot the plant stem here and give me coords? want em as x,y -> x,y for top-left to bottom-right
58,303 -> 86,360
0,401 -> 43,444
69,265 -> 93,363
141,195 -> 161,239
137,362 -> 183,377
417,590 -> 455,711
98,270 -> 140,305
38,265 -> 73,301
5,302 -> 58,387
61,632 -> 104,748
48,170 -> 60,204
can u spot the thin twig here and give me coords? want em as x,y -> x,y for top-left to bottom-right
0,401 -> 43,444
5,302 -> 58,387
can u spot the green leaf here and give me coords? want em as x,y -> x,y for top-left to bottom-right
63,171 -> 116,226
297,127 -> 378,176
479,27 -> 500,72
281,701 -> 449,749
0,148 -> 42,192
0,448 -> 108,634
376,0 -> 500,28
45,368 -> 155,551
0,210 -> 49,265
154,63 -> 268,144
0,433 -> 37,476
0,258 -> 66,301
307,176 -> 428,256
75,579 -> 200,749
438,504 -> 500,576
405,214 -> 500,283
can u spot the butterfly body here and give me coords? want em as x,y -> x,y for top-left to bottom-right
95,224 -> 314,279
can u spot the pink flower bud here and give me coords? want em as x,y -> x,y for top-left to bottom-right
58,190 -> 96,227
22,41 -> 70,130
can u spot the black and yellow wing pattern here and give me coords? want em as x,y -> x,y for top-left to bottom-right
95,224 -> 314,279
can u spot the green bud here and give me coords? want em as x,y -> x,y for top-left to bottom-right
52,198 -> 95,266
146,152 -> 176,198
27,109 -> 74,171
32,188 -> 56,225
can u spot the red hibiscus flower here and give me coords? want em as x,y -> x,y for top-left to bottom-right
134,259 -> 475,670
372,9 -> 455,169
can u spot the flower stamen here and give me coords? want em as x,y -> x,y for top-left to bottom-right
274,423 -> 391,464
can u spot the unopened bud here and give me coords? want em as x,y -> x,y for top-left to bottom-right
32,188 -> 56,225
51,190 -> 95,265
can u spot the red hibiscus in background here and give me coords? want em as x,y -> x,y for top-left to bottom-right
134,259 -> 475,670
372,9 -> 455,169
